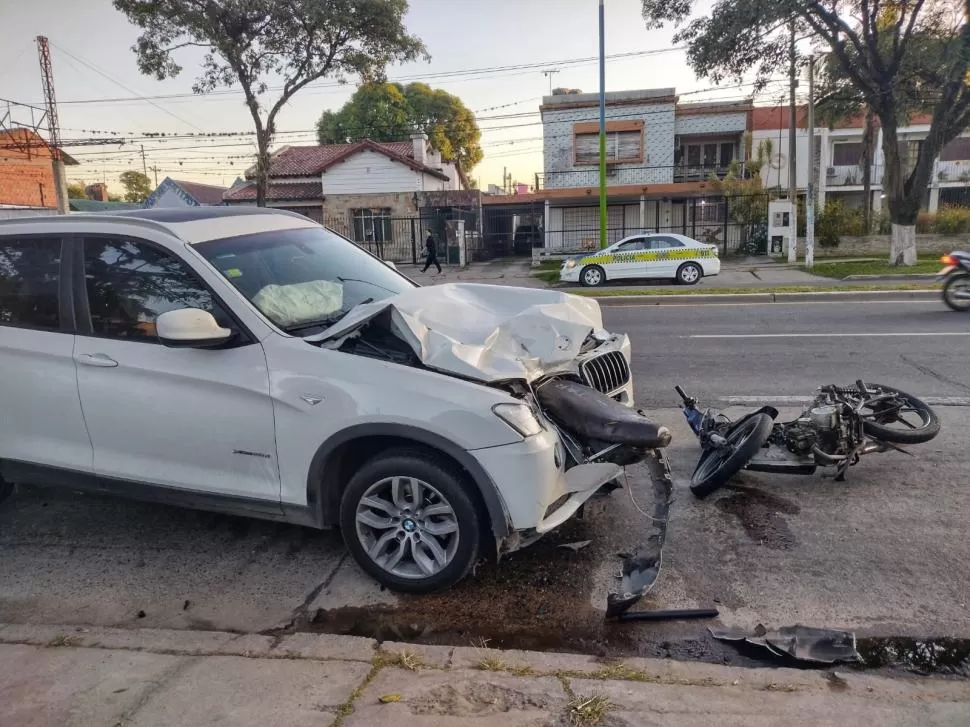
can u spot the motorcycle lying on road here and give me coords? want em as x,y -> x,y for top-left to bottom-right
675,381 -> 941,498
939,251 -> 970,311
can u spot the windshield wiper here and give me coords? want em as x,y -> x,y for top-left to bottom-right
285,298 -> 375,335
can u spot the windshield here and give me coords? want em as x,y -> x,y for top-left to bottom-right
195,226 -> 414,334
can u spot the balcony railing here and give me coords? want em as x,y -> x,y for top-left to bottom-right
825,164 -> 883,187
536,163 -> 747,190
936,160 -> 970,183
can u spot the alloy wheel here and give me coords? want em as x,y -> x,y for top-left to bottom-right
354,476 -> 460,579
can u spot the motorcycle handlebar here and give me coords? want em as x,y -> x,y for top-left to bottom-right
674,385 -> 692,404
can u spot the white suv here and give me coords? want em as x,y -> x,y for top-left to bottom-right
0,208 -> 668,592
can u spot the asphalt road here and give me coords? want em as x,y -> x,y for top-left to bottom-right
602,300 -> 970,408
2,299 -> 969,668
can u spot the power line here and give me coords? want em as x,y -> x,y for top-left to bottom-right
49,41 -> 204,131
49,48 -> 686,106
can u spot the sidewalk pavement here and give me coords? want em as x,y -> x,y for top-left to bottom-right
2,623 -> 967,726
398,258 -> 931,291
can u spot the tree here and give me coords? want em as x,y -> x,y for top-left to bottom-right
641,0 -> 970,265
66,181 -> 87,199
119,170 -> 153,203
316,81 -> 484,172
708,135 -> 775,251
114,0 -> 426,206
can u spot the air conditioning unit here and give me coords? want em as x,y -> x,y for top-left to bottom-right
826,166 -> 837,177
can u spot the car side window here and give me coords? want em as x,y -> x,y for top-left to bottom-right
646,236 -> 685,249
83,237 -> 229,343
615,238 -> 647,252
0,237 -> 62,331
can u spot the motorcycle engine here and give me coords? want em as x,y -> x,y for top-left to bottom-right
782,405 -> 842,455
808,404 -> 842,453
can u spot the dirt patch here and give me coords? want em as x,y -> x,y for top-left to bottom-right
308,515 -> 637,655
714,485 -> 800,550
409,681 -> 556,716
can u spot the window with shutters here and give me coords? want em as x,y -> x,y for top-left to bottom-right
574,128 -> 643,165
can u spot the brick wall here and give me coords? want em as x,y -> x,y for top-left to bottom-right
322,192 -> 416,226
0,134 -> 57,208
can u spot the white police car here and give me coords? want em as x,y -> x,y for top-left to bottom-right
560,232 -> 720,287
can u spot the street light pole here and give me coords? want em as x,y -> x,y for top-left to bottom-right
598,0 -> 608,250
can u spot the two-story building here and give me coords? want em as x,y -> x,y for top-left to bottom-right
490,88 -> 753,255
751,106 -> 970,213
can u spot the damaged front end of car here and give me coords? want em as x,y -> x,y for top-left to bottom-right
308,284 -> 671,609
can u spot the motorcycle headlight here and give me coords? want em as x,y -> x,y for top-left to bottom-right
493,403 -> 544,438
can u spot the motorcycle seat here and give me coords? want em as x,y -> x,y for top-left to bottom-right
536,377 -> 672,449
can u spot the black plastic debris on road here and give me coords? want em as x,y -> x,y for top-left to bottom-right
710,624 -> 862,664
606,449 -> 673,618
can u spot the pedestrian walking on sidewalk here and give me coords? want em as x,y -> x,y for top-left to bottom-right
422,228 -> 442,274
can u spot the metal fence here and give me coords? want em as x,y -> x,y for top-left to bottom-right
540,193 -> 771,257
324,208 -> 486,264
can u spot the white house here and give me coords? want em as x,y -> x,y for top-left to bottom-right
751,106 -> 970,213
223,133 -> 466,228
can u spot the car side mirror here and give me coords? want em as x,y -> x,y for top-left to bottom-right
156,308 -> 233,348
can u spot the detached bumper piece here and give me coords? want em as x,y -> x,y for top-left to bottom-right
605,449 -> 674,618
709,624 -> 862,664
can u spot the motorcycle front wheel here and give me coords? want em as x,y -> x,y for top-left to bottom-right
943,273 -> 970,312
689,413 -> 774,499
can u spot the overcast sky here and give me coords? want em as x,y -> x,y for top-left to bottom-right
1,0 -> 790,192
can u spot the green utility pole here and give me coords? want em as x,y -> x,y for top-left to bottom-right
598,0 -> 607,249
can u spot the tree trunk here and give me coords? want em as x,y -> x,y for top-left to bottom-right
891,224 -> 917,265
880,120 -> 922,265
861,109 -> 875,233
255,130 -> 270,208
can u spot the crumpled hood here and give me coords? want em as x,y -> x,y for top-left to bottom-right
308,283 -> 618,383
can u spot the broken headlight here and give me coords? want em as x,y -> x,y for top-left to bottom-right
492,403 -> 544,438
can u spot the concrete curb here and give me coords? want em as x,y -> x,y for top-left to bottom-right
842,273 -> 937,281
594,289 -> 939,305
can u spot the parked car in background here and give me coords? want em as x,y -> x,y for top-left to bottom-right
560,232 -> 720,287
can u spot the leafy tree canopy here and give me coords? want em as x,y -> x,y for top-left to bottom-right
114,0 -> 426,206
642,0 -> 970,264
119,170 -> 153,203
317,82 -> 483,171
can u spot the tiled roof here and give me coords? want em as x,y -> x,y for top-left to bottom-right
171,179 -> 228,205
258,140 -> 448,180
223,181 -> 322,202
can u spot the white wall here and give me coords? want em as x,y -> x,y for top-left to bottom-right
151,185 -> 195,208
322,150 -> 421,194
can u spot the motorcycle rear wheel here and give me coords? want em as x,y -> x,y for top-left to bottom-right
856,384 -> 940,445
690,413 -> 774,499
943,273 -> 970,312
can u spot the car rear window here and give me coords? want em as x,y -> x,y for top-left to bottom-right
0,237 -> 62,331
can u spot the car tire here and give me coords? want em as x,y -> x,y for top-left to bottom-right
676,262 -> 702,286
339,449 -> 480,594
580,265 -> 606,287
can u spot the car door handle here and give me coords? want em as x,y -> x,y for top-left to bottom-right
75,353 -> 119,368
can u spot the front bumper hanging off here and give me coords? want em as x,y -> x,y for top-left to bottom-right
606,448 -> 674,618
